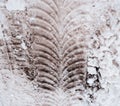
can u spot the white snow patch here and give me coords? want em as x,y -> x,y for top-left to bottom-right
21,41 -> 27,50
6,0 -> 26,11
0,68 -> 36,106
87,67 -> 97,74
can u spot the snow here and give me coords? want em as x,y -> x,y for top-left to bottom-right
0,0 -> 120,106
21,41 -> 27,50
87,67 -> 97,74
0,69 -> 36,106
6,0 -> 26,11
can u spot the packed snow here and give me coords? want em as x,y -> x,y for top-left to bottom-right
0,0 -> 120,106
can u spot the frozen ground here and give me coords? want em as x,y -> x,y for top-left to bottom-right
0,0 -> 120,106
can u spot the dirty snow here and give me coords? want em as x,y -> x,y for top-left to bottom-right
0,0 -> 120,106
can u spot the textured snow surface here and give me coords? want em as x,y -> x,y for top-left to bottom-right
0,0 -> 120,106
